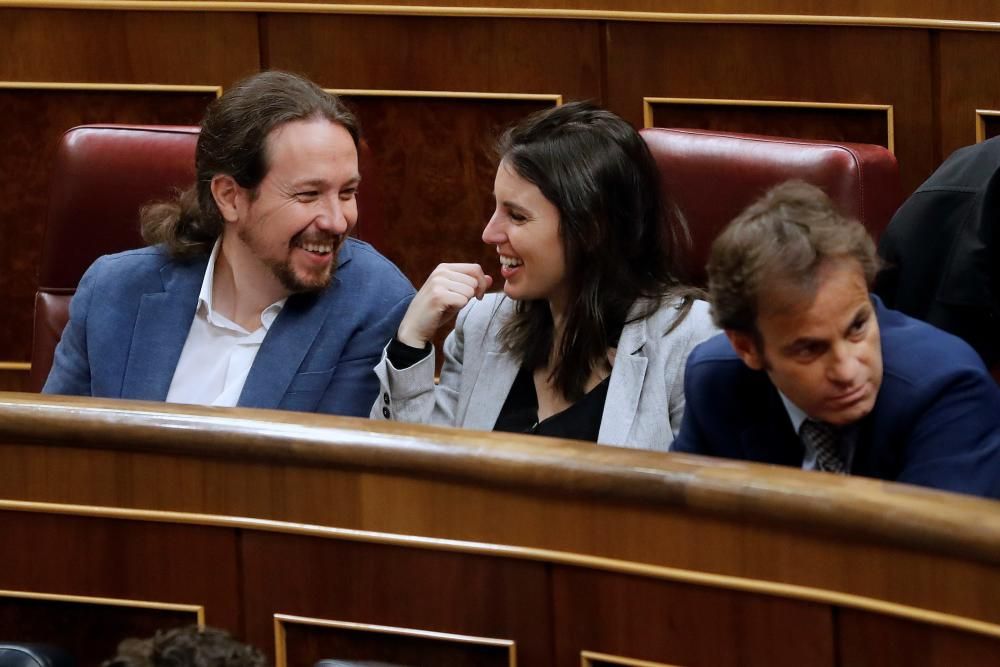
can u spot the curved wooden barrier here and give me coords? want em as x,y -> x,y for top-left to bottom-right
0,391 -> 998,666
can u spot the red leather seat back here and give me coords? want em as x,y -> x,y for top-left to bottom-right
640,128 -> 902,286
30,124 -> 384,392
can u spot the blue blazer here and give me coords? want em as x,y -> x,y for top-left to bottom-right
673,298 -> 1000,499
43,239 -> 415,417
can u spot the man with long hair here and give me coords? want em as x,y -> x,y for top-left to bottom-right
44,71 -> 413,415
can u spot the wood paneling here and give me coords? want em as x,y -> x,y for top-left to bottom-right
837,609 -> 1000,666
242,532 -> 551,662
339,94 -> 554,288
0,398 -> 999,664
0,595 -> 197,667
0,88 -> 215,365
263,14 -> 601,97
0,9 -> 259,84
938,31 -> 1000,158
647,101 -> 891,149
552,566 -> 834,666
0,510 -> 242,628
280,617 -> 512,667
0,368 -> 30,392
606,23 -> 933,193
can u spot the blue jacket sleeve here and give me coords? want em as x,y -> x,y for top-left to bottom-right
894,365 -> 1000,499
41,256 -> 106,396
312,278 -> 415,418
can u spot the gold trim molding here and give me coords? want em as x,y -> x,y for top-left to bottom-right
2,497 -> 999,641
0,362 -> 30,371
975,109 -> 1000,142
332,88 -> 562,104
2,2 -> 1000,32
581,651 -> 680,667
643,96 -> 895,153
0,81 -> 222,95
0,588 -> 205,623
274,613 -> 516,667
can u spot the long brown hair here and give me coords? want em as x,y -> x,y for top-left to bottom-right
497,101 -> 700,400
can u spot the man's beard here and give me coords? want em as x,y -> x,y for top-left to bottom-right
239,226 -> 344,294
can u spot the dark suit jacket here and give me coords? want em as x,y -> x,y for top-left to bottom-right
673,298 -> 1000,499
43,239 -> 415,417
876,136 -> 1000,368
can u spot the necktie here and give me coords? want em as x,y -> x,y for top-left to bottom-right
800,419 -> 847,474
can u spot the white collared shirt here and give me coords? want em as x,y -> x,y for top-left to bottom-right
165,240 -> 287,407
778,392 -> 857,472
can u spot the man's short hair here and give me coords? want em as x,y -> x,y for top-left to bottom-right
707,180 -> 880,335
141,70 -> 358,258
102,625 -> 266,667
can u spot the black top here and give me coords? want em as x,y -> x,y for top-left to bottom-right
387,336 -> 610,442
493,366 -> 609,441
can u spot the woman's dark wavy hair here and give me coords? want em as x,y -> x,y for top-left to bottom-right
141,70 -> 359,258
497,101 -> 700,400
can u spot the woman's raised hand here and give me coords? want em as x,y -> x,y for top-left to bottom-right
396,263 -> 493,348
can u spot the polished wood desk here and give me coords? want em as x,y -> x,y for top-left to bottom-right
0,392 -> 997,666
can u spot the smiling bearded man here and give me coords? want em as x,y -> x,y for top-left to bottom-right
672,180 -> 1000,499
44,71 -> 414,416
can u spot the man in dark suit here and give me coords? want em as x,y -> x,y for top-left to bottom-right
43,71 -> 414,416
673,181 -> 1000,499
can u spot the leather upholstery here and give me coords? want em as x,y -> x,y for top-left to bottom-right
30,124 -> 384,392
640,128 -> 902,286
0,644 -> 75,667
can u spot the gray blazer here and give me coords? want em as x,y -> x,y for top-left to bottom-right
371,293 -> 718,450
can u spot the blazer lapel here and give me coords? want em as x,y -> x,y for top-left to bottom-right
462,350 -> 519,431
599,317 -> 648,445
121,259 -> 204,401
597,309 -> 650,445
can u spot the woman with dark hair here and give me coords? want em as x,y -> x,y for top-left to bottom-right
371,101 -> 716,449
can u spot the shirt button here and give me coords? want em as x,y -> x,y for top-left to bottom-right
382,407 -> 390,419
383,392 -> 390,405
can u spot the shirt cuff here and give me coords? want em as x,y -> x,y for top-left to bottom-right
387,336 -> 432,369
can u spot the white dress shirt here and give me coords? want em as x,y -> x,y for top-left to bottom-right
165,241 -> 287,407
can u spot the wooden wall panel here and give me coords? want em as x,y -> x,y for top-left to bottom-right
0,9 -> 259,84
241,532 -> 552,664
837,609 -> 1000,666
938,31 -> 1000,159
0,89 -> 215,368
0,368 -> 30,393
606,23 -> 933,194
263,14 -> 601,98
647,101 -> 891,148
0,510 -> 243,631
279,616 -> 513,666
552,566 -> 834,667
339,94 -> 555,288
0,595 -> 197,667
